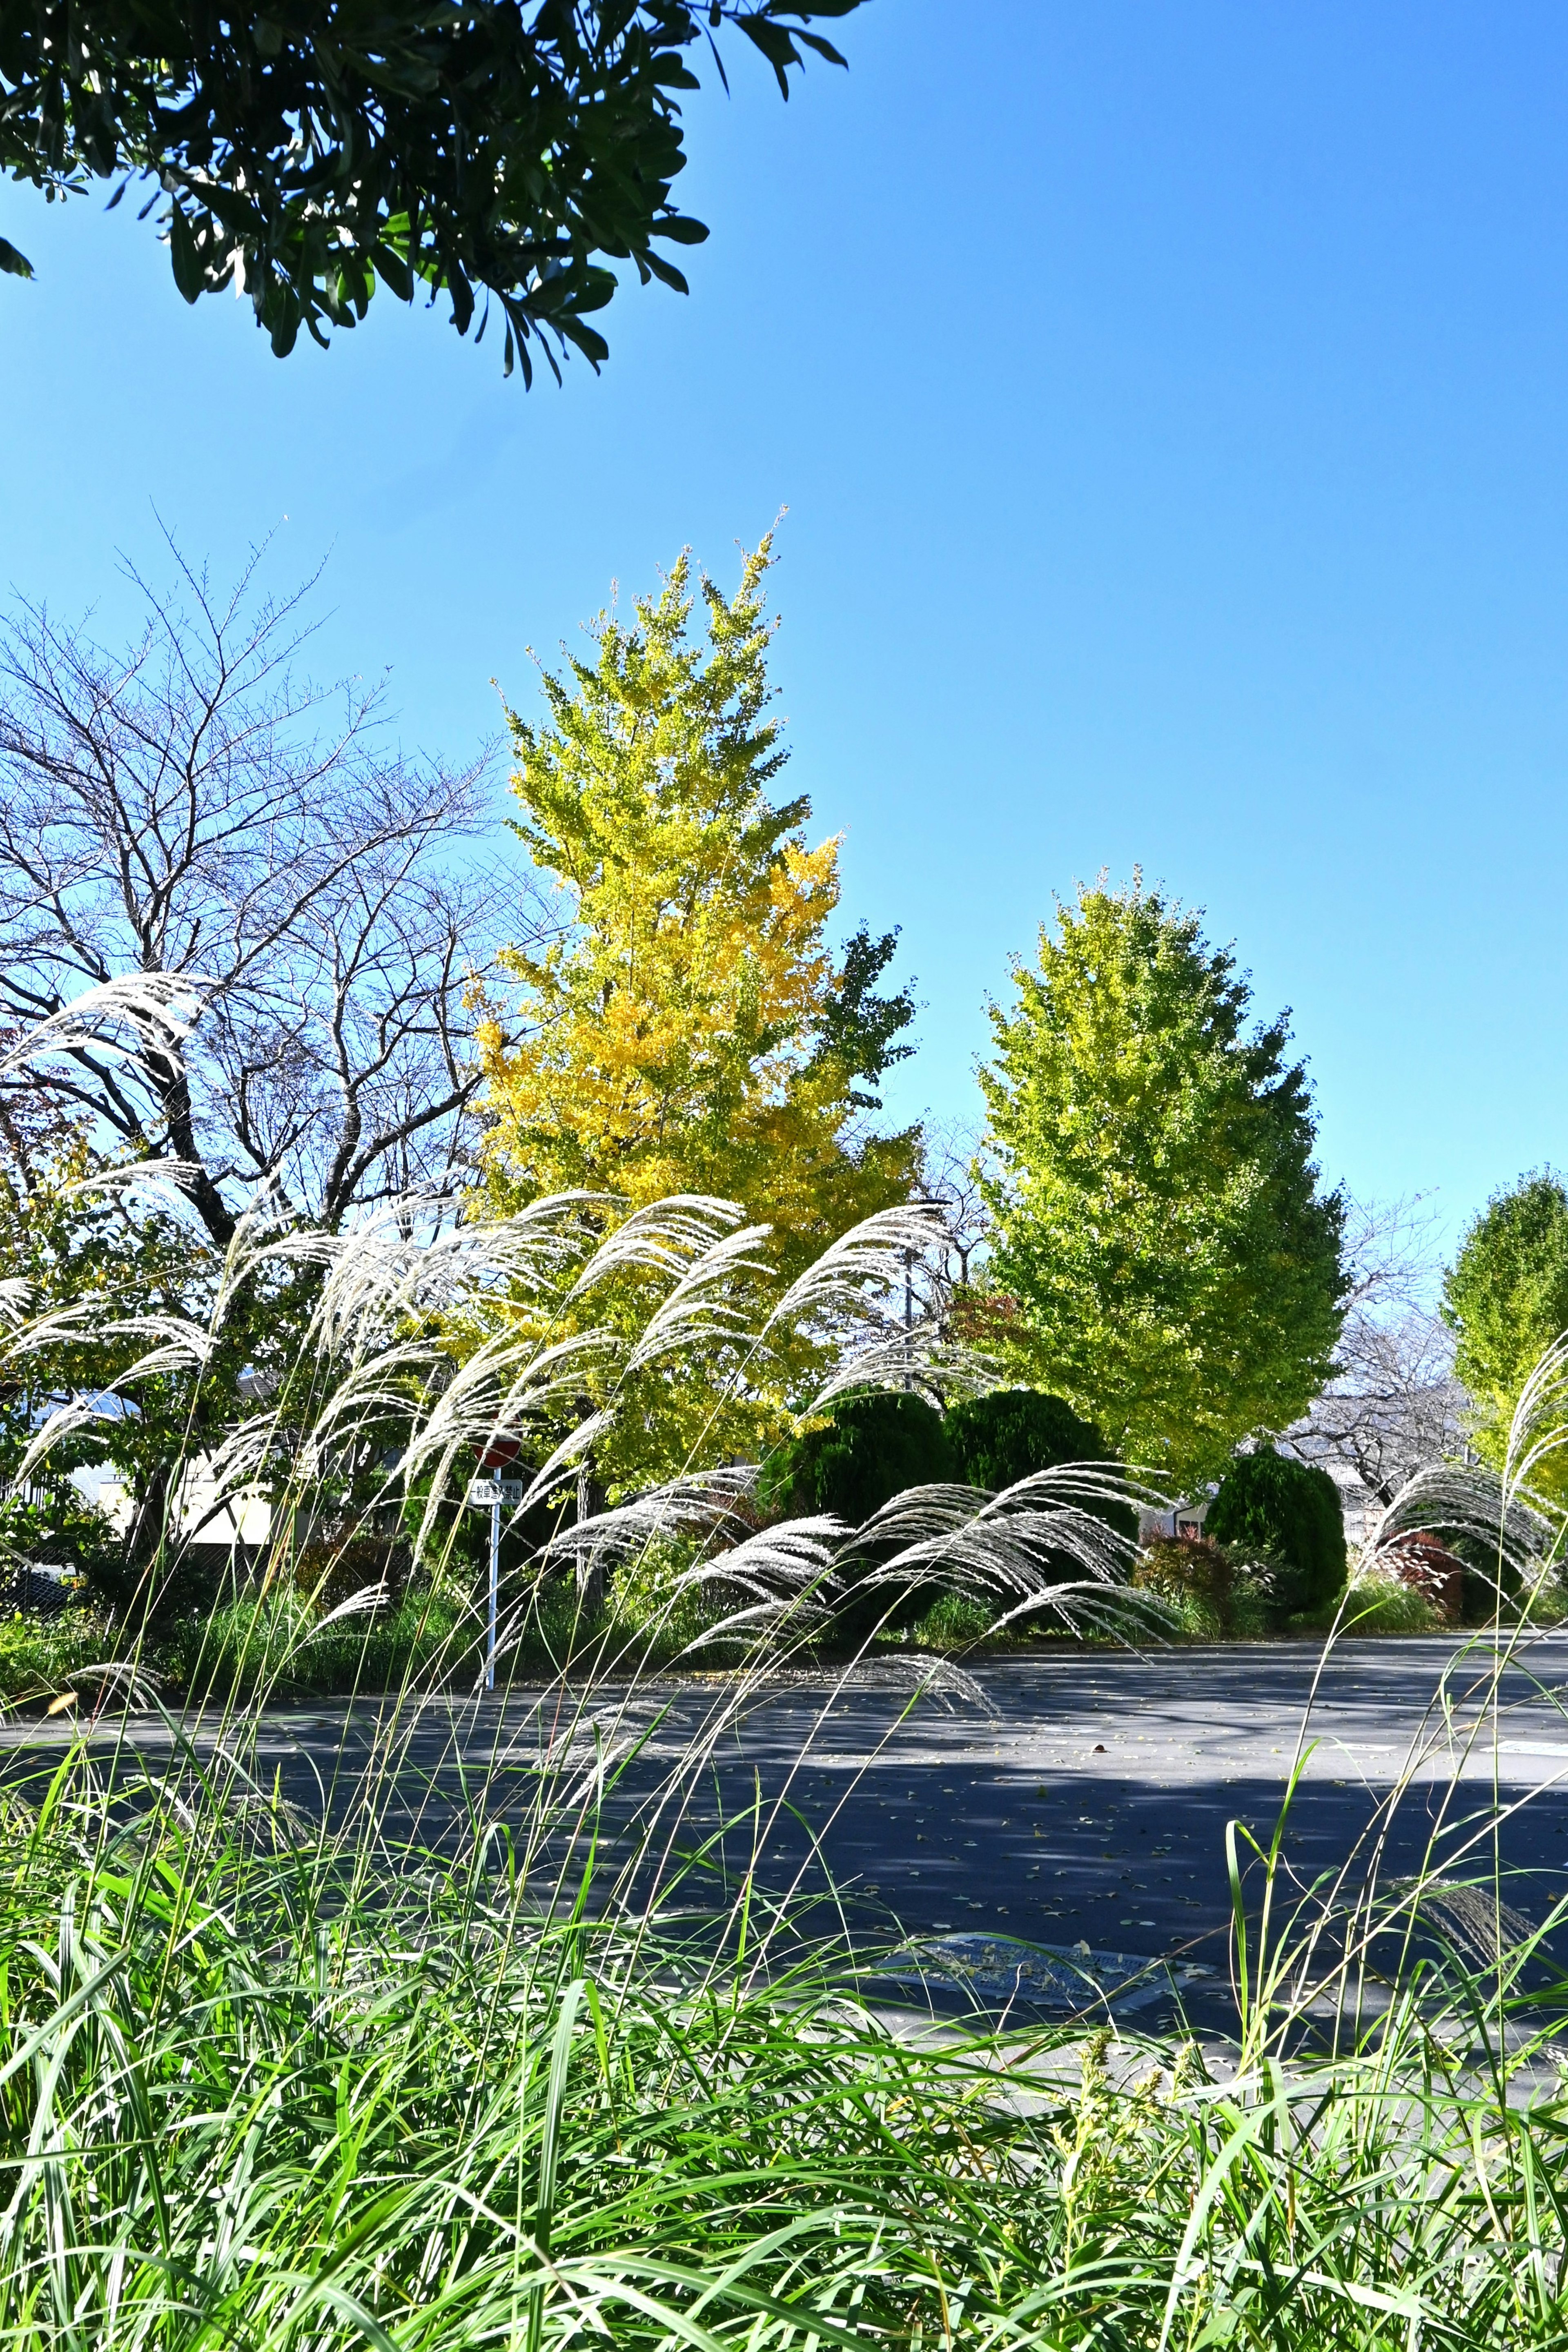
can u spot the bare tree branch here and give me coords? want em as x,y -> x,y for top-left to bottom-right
0,537 -> 548,1239
1283,1195 -> 1468,1508
918,1119 -> 993,1290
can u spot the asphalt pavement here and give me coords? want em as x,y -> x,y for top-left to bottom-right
7,1632 -> 1568,2032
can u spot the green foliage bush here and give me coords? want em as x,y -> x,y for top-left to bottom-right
605,1538 -> 719,1666
0,1480 -> 118,1590
763,1392 -> 954,1526
908,1589 -> 996,1650
1340,1571 -> 1441,1636
1205,1447 -> 1346,1617
1131,1534 -> 1274,1640
170,1587 -> 474,1701
945,1388 -> 1109,1490
0,1608 -> 115,1707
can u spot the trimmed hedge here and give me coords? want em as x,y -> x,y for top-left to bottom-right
763,1392 -> 954,1527
946,1389 -> 1110,1491
1205,1446 -> 1346,1617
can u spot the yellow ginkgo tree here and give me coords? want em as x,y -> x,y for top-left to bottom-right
475,535 -> 919,1486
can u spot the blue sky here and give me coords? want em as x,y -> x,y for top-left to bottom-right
4,1 -> 1567,1250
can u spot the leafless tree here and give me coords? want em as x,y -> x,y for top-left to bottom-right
920,1120 -> 992,1289
0,538 -> 545,1243
900,1117 -> 997,1351
1283,1195 -> 1468,1506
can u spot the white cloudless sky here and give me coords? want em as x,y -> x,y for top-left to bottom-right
4,0 -> 1568,1249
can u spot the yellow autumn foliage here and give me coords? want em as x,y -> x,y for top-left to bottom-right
475,536 -> 918,1486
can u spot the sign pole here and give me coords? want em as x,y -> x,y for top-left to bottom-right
487,1491 -> 500,1694
469,1470 -> 523,1699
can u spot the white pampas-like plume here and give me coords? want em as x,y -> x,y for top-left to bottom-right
760,1200 -> 950,1339
531,1467 -> 759,1569
59,1159 -> 208,1205
400,1325 -> 614,1481
0,974 -> 205,1076
1503,1328 -> 1568,1511
839,1463 -> 1169,1639
317,1583 -> 392,1626
9,1334 -> 223,1486
620,1221 -> 777,1374
846,1650 -> 997,1715
666,1517 -> 842,1644
186,1410 -> 281,1518
1358,1457 -> 1553,1605
60,1658 -> 163,1713
399,1332 -> 620,1567
12,1397 -> 105,1486
303,1192 -> 601,1361
1,1305 -> 213,1367
804,1326 -> 993,1412
560,1194 -> 750,1308
298,1339 -> 451,1469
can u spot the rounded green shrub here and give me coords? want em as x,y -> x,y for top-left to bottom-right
945,1388 -> 1110,1491
763,1392 -> 954,1527
761,1394 -> 954,1643
946,1388 -> 1136,1559
1205,1446 -> 1346,1617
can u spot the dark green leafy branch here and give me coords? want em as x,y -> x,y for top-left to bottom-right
0,2 -> 867,375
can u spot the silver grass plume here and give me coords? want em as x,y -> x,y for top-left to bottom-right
559,1194 -> 750,1307
842,1463 -> 1171,1639
1359,1459 -> 1555,1605
0,973 -> 204,1076
760,1200 -> 951,1336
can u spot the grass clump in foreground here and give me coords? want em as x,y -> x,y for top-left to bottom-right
5,1706 -> 1568,2351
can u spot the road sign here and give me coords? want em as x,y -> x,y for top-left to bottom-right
467,1478 -> 527,1508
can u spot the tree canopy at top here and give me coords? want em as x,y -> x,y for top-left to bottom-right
0,2 -> 866,374
979,876 -> 1347,1485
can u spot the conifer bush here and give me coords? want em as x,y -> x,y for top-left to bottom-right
1206,1444 -> 1347,1617
762,1391 -> 955,1526
945,1387 -> 1109,1490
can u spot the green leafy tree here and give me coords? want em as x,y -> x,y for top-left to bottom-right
1443,1171 -> 1568,1499
0,3 -> 866,374
979,877 -> 1346,1485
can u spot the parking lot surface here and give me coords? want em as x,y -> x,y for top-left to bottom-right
7,1633 -> 1567,2026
